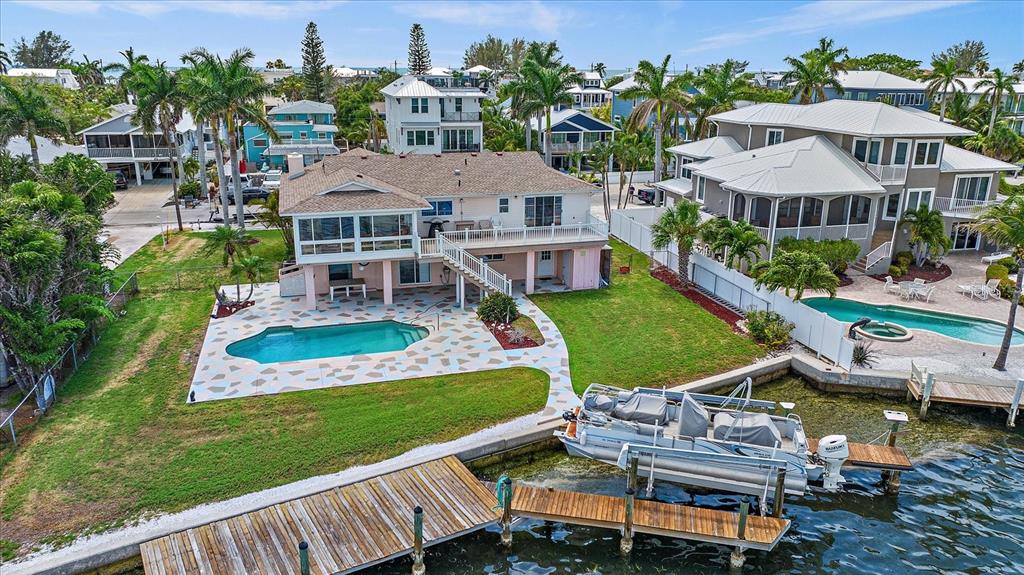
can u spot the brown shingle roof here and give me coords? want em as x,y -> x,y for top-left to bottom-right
280,152 -> 595,215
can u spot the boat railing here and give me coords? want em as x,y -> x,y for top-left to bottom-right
615,442 -> 792,474
632,386 -> 776,411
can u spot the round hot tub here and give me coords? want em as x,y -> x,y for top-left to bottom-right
854,321 -> 913,342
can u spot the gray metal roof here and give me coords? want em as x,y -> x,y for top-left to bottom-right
692,135 -> 886,197
709,100 -> 973,138
940,145 -> 1020,173
835,71 -> 924,91
269,100 -> 336,115
265,144 -> 340,156
380,75 -> 444,98
667,136 -> 743,160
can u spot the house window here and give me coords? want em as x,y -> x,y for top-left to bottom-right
328,264 -> 353,282
297,216 -> 356,255
550,133 -> 567,144
766,129 -> 784,146
848,195 -> 872,225
299,132 -> 309,140
399,260 -> 431,284
906,188 -> 933,212
481,253 -> 504,262
696,177 -> 706,203
800,197 -> 823,227
857,92 -> 869,101
358,214 -> 413,251
422,199 -> 453,216
498,198 -> 509,213
411,97 -> 429,113
442,129 -> 475,151
853,139 -> 881,164
954,175 -> 991,202
892,140 -> 911,166
913,141 -> 941,167
678,157 -> 693,179
525,196 -> 562,227
252,138 -> 268,147
883,194 -> 901,220
454,98 -> 463,112
406,130 -> 435,147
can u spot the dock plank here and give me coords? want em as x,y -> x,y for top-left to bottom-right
808,438 -> 913,471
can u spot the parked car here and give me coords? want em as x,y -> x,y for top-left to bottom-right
636,187 -> 658,205
262,170 -> 282,191
227,187 -> 270,205
107,170 -> 128,190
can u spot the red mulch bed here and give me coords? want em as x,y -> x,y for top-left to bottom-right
870,263 -> 952,283
484,321 -> 541,350
837,273 -> 854,287
650,266 -> 744,331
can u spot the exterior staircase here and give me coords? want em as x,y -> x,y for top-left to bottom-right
417,236 -> 513,295
850,230 -> 893,274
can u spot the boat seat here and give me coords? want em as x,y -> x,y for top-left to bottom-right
675,391 -> 709,437
612,393 -> 668,425
712,412 -> 783,447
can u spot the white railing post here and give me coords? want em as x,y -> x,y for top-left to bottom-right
1008,379 -> 1023,428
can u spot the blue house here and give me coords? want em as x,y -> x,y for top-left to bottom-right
789,70 -> 928,110
530,108 -> 616,170
243,100 -> 340,171
610,74 -> 699,138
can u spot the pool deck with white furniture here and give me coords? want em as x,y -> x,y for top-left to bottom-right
833,252 -> 1024,380
189,283 -> 578,413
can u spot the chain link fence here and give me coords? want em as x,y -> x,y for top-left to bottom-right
130,264 -> 283,293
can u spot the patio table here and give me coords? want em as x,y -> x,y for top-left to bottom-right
898,281 -> 928,300
330,278 -> 367,301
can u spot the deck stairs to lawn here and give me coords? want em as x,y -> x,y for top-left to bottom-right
691,282 -> 746,317
850,231 -> 893,275
416,236 -> 513,296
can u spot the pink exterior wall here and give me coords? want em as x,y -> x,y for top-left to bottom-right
571,247 -> 601,290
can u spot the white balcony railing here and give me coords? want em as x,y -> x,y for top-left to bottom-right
865,163 -> 908,185
87,147 -> 176,159
439,222 -> 609,248
548,141 -> 603,153
933,196 -> 1002,217
754,223 -> 870,244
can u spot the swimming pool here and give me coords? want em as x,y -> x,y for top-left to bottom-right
226,321 -> 429,364
802,298 -> 1024,346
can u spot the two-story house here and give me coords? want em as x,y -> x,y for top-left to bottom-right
381,75 -> 486,155
656,99 -> 1017,272
567,71 -> 612,111
78,105 -> 198,185
938,77 -> 1024,135
530,108 -> 616,171
6,68 -> 81,90
242,100 -> 340,171
277,151 -> 609,310
787,71 -> 929,110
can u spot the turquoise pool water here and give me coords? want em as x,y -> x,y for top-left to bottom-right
802,298 -> 1024,346
226,321 -> 428,363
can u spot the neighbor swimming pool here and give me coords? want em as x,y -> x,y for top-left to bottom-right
802,298 -> 1024,346
226,321 -> 429,364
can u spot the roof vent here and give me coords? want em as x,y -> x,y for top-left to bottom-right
454,169 -> 461,176
356,173 -> 364,178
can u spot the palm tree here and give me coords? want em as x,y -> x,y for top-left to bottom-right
230,255 -> 270,302
812,37 -> 849,77
252,191 -> 294,258
519,61 -> 580,167
618,55 -> 692,182
752,251 -> 839,301
971,196 -> 1024,371
103,47 -> 149,103
184,48 -> 277,228
593,62 -> 607,78
130,61 -> 185,231
925,57 -> 968,122
178,57 -> 230,222
651,200 -> 703,284
975,68 -> 1017,136
898,205 -> 951,267
0,43 -> 11,74
588,140 -> 614,221
714,220 -> 767,270
74,55 -> 106,88
691,61 -> 750,139
198,224 -> 251,266
0,78 -> 71,167
784,55 -> 839,104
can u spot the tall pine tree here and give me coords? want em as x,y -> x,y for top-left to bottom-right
301,21 -> 328,101
408,24 -> 431,75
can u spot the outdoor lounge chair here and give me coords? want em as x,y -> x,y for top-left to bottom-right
957,284 -> 979,298
884,276 -> 901,295
982,252 -> 1012,264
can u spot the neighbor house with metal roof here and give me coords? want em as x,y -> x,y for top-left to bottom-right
657,99 -> 1018,273
787,70 -> 929,110
529,108 -> 616,171
380,75 -> 486,155
277,151 -> 610,309
242,99 -> 340,171
5,67 -> 80,90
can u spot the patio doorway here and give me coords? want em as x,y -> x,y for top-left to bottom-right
537,250 -> 554,277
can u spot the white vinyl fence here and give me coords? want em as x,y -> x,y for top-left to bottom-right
610,209 -> 855,370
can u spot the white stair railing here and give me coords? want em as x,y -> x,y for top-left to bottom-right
424,234 -> 513,295
864,241 -> 892,271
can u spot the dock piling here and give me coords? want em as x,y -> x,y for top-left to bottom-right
412,506 -> 425,574
881,410 -> 909,494
626,455 -> 638,493
500,477 -> 513,549
1008,379 -> 1023,428
621,487 -> 635,555
730,498 -> 750,571
771,468 -> 786,517
919,372 -> 934,419
298,541 -> 310,575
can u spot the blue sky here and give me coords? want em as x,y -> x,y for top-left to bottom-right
1,1 -> 1021,72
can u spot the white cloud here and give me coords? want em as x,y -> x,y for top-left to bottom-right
13,0 -> 338,19
397,1 -> 575,36
681,0 -> 974,54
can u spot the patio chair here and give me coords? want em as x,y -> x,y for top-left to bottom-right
918,286 -> 937,303
971,283 -> 990,301
913,278 -> 926,285
983,278 -> 1002,300
478,219 -> 493,231
884,276 -> 901,295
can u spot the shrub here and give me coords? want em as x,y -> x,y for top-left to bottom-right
477,292 -> 519,323
852,341 -> 879,369
776,237 -> 860,274
507,327 -> 527,344
996,257 -> 1020,274
888,264 -> 905,278
745,310 -> 794,350
986,263 -> 1010,282
178,180 -> 201,197
893,251 -> 913,268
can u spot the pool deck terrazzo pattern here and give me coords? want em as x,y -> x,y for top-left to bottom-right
189,283 -> 579,413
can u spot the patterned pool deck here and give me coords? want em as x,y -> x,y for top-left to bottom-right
189,284 -> 579,414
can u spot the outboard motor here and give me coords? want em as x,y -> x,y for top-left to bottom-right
816,434 -> 850,490
849,317 -> 872,339
427,219 -> 449,238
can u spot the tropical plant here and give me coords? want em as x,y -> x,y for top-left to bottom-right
477,292 -> 519,323
230,255 -> 270,302
851,341 -> 879,369
252,191 -> 294,258
619,54 -> 692,182
751,251 -> 839,301
925,57 -> 968,122
103,47 -> 149,104
177,58 -> 230,221
0,42 -> 11,74
593,62 -> 607,78
588,140 -> 614,221
301,22 -> 330,101
776,237 -> 860,274
844,53 -> 922,78
651,200 -> 703,283
265,58 -> 288,69
198,225 -> 251,266
710,220 -> 767,271
463,34 -> 516,69
272,74 -> 306,101
519,61 -> 581,166
898,205 -> 951,267
975,68 -> 1017,137
130,61 -> 185,231
963,123 -> 1024,163
690,60 -> 752,139
72,55 -> 106,88
745,310 -> 794,349
970,195 -> 1024,371
784,53 -> 840,104
481,98 -> 525,152
408,23 -> 432,75
933,40 -> 988,76
11,31 -> 73,68
0,78 -> 72,166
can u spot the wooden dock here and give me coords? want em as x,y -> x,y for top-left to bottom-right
807,438 -> 912,471
908,362 -> 1023,427
508,484 -> 789,551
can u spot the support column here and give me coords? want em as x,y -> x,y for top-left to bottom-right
457,274 -> 465,309
303,265 -> 316,311
525,251 -> 536,295
134,161 -> 142,186
382,261 -> 393,305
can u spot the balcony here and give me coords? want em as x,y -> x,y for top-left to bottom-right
933,196 -> 1002,218
864,163 -> 908,185
418,222 -> 609,253
754,223 -> 871,243
441,111 -> 481,122
276,138 -> 335,146
441,144 -> 481,153
549,140 -> 604,153
86,147 -> 176,159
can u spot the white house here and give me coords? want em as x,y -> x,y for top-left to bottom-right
6,68 -> 80,90
77,106 -> 198,185
380,75 -> 486,155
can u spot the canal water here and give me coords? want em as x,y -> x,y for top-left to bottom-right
365,377 -> 1024,575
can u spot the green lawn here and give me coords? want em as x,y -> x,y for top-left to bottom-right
531,239 -> 763,393
0,231 -> 548,552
